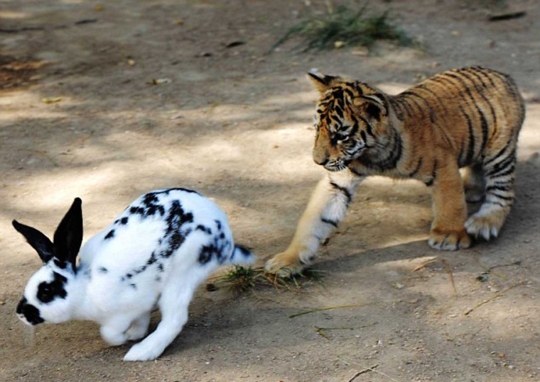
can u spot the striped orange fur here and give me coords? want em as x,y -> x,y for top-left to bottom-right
266,66 -> 525,275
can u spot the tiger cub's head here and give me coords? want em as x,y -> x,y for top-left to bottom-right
308,72 -> 389,172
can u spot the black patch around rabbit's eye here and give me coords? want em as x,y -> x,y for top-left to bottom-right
53,259 -> 68,269
17,297 -> 44,325
37,272 -> 67,303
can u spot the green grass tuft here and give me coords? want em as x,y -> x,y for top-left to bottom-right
270,3 -> 412,53
211,266 -> 324,294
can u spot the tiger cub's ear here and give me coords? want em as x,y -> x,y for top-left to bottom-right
353,94 -> 388,120
307,72 -> 341,94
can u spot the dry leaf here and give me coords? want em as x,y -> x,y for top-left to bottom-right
94,5 -> 104,12
351,47 -> 369,56
127,59 -> 136,66
150,78 -> 171,85
41,97 -> 62,104
334,41 -> 345,49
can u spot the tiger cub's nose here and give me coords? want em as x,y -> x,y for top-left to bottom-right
313,156 -> 329,166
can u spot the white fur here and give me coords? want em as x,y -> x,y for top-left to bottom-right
16,188 -> 254,361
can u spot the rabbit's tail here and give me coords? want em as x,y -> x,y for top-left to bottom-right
228,244 -> 255,266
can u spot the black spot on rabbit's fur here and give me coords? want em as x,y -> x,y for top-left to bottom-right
37,272 -> 67,303
166,201 -> 194,232
129,206 -> 145,215
198,245 -> 217,265
147,253 -> 158,266
120,217 -> 129,225
196,225 -> 212,235
232,244 -> 252,260
98,267 -> 108,274
133,265 -> 147,275
140,193 -> 166,216
17,297 -> 44,325
104,230 -> 115,240
197,221 -> 232,265
127,191 -> 175,219
157,187 -> 200,196
158,200 -> 194,259
130,283 -> 137,290
157,263 -> 164,272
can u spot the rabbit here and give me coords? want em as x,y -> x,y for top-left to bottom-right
13,187 -> 254,361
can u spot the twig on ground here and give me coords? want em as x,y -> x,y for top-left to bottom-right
441,259 -> 457,296
464,280 -> 528,316
412,258 -> 438,272
289,303 -> 372,319
348,364 -> 379,382
0,27 -> 45,33
488,11 -> 526,21
314,322 -> 378,339
0,19 -> 98,34
314,326 -> 332,340
338,356 -> 401,382
74,19 -> 98,25
473,258 -> 521,282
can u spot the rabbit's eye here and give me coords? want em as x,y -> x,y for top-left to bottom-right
37,273 -> 68,303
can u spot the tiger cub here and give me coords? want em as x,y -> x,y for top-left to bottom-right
266,66 -> 525,275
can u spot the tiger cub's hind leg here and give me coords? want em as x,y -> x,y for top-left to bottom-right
465,148 -> 517,240
462,164 -> 485,203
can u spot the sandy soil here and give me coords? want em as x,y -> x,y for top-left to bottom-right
1,0 -> 540,381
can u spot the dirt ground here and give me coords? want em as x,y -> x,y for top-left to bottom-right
1,0 -> 540,381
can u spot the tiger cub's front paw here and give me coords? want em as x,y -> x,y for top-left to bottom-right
428,229 -> 471,251
265,250 -> 305,277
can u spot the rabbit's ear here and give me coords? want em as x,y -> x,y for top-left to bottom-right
12,220 -> 55,263
53,198 -> 83,268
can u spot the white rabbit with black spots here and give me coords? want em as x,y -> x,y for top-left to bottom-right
13,188 -> 254,361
